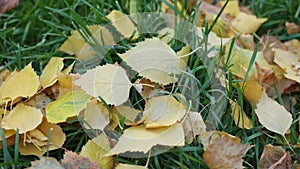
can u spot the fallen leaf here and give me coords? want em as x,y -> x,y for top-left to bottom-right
230,101 -> 253,129
286,22 -> 300,34
0,0 -> 18,14
200,131 -> 222,151
110,105 -> 141,125
233,81 -> 263,105
142,95 -> 187,128
116,163 -> 147,169
273,48 -> 300,83
2,103 -> 43,134
80,134 -> 113,169
0,63 -> 39,102
203,132 -> 253,169
106,10 -> 138,38
27,157 -> 64,169
258,144 -> 292,169
255,91 -> 292,135
27,93 -> 52,115
46,90 -> 91,123
81,99 -> 109,130
58,25 -> 114,61
74,64 -> 132,106
231,12 -> 267,34
61,150 -> 100,169
119,38 -> 187,84
220,0 -> 239,16
19,118 -> 66,157
182,111 -> 206,143
108,124 -> 184,155
39,57 -> 64,89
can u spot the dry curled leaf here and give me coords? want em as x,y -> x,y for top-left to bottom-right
62,150 -> 100,169
258,144 -> 292,169
203,132 -> 253,169
255,91 -> 292,136
182,111 -> 206,143
74,64 -> 132,106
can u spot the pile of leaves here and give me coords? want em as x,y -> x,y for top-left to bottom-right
1,0 -> 300,168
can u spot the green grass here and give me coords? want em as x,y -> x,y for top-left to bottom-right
0,0 -> 300,168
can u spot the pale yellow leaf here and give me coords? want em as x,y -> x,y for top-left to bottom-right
220,0 -> 240,16
28,157 -> 64,169
39,57 -> 64,89
255,91 -> 292,135
0,63 -> 39,101
80,134 -> 113,169
46,90 -> 91,123
119,38 -> 187,84
142,95 -> 186,128
106,10 -> 138,38
231,12 -> 267,34
110,105 -> 141,125
73,64 -> 132,106
273,48 -> 300,83
108,124 -> 184,155
82,99 -> 109,130
183,111 -> 206,143
199,131 -> 221,151
116,163 -> 148,169
203,132 -> 253,169
230,101 -> 253,129
58,25 -> 114,61
2,103 -> 43,133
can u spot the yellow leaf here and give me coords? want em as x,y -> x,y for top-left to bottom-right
0,109 -> 15,140
230,101 -> 253,129
273,48 -> 300,83
182,111 -> 206,143
80,134 -> 113,169
0,63 -> 39,101
203,132 -> 253,169
108,124 -> 184,155
200,131 -> 221,151
74,64 -> 132,106
233,81 -> 263,105
19,117 -> 66,157
58,25 -> 114,61
46,90 -> 91,123
39,57 -> 64,89
106,10 -> 138,38
81,99 -> 109,130
255,91 -> 292,135
116,163 -> 148,169
231,12 -> 267,34
119,38 -> 187,84
2,103 -> 43,134
110,105 -> 141,126
62,62 -> 75,74
220,0 -> 240,16
142,95 -> 186,128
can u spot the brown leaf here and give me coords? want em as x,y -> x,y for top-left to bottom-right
203,132 -> 253,169
182,111 -> 206,143
286,22 -> 300,34
258,144 -> 292,169
0,0 -> 18,14
61,150 -> 100,169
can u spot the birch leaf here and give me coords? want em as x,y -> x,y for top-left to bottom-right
111,105 -> 141,126
273,48 -> 300,83
0,63 -> 39,101
182,111 -> 206,143
28,157 -> 64,169
80,134 -> 113,169
231,12 -> 267,34
230,101 -> 253,129
73,64 -> 132,106
119,38 -> 187,84
46,90 -> 91,123
203,132 -> 253,169
2,103 -> 43,133
108,124 -> 184,155
106,10 -> 138,38
116,163 -> 148,169
255,92 -> 292,135
39,57 -> 64,89
58,25 -> 114,61
142,95 -> 186,128
61,151 -> 99,169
